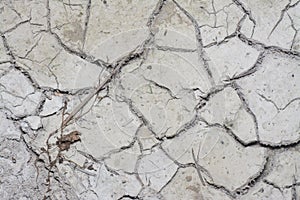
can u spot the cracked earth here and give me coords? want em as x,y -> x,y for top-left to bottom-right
1,0 -> 300,199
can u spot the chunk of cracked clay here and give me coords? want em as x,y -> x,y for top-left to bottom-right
237,53 -> 300,145
137,146 -> 178,191
89,164 -> 142,199
239,0 -> 295,49
75,97 -> 140,159
152,0 -> 197,50
264,150 -> 300,188
199,87 -> 257,144
0,111 -> 20,139
163,125 -> 266,192
23,116 -> 42,130
104,142 -> 140,173
84,0 -> 157,59
113,50 -> 207,138
206,38 -> 260,84
160,167 -> 232,200
198,127 -> 266,192
0,69 -> 34,98
40,95 -> 63,116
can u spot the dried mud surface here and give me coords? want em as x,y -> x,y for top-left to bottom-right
1,0 -> 300,199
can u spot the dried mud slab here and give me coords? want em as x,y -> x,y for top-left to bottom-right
1,0 -> 300,199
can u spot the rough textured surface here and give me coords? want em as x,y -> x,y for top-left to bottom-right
1,0 -> 300,199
